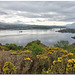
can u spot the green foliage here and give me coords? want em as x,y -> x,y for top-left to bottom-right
24,40 -> 45,55
54,40 -> 69,49
3,62 -> 16,74
0,43 -> 2,46
31,40 -> 41,45
44,60 -> 49,70
64,45 -> 75,58
54,40 -> 75,58
0,40 -> 75,74
24,40 -> 46,49
42,68 -> 53,74
4,43 -> 23,51
25,40 -> 42,48
30,43 -> 44,55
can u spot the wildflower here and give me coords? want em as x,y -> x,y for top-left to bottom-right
24,57 -> 31,61
64,50 -> 68,54
72,59 -> 75,61
11,52 -> 17,55
66,68 -> 68,71
54,47 -> 59,50
57,60 -> 61,63
36,55 -> 48,60
53,60 -> 56,65
48,46 -> 52,50
19,50 -> 32,55
67,64 -> 70,68
68,53 -> 73,56
36,55 -> 40,59
31,60 -> 33,62
3,62 -> 16,74
68,59 -> 73,63
47,52 -> 53,55
72,59 -> 75,62
58,57 -> 62,60
46,71 -> 48,74
62,55 -> 68,58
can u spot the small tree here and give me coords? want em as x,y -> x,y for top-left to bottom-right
3,62 -> 16,74
54,40 -> 69,49
0,43 -> 2,46
30,43 -> 44,55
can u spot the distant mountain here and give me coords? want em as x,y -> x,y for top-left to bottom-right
0,22 -> 66,30
66,23 -> 75,29
0,22 -> 29,26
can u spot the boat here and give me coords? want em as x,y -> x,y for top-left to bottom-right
19,31 -> 23,33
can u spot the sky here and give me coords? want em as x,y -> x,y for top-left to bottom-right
0,1 -> 75,26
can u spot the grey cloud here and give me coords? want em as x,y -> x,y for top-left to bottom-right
0,1 -> 75,22
36,19 -> 43,22
13,20 -> 24,24
0,10 -> 7,15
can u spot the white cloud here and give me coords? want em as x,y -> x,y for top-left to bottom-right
0,1 -> 75,26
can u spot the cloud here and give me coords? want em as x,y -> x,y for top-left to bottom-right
0,1 -> 75,25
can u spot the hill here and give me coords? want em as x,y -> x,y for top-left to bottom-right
0,40 -> 75,74
58,28 -> 75,33
66,23 -> 75,29
0,22 -> 65,30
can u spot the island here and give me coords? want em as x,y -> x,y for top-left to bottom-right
58,28 -> 75,40
72,36 -> 75,39
58,28 -> 75,33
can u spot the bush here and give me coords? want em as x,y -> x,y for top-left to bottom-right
3,62 -> 16,74
54,40 -> 69,49
30,43 -> 44,55
0,43 -> 2,46
4,43 -> 23,50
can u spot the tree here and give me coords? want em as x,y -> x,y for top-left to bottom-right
5,43 -> 23,50
0,43 -> 2,46
54,40 -> 69,49
30,43 -> 44,55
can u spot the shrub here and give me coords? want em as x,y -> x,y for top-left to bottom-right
3,62 -> 16,74
0,43 -> 2,46
30,43 -> 44,55
66,59 -> 75,74
54,40 -> 69,49
4,43 -> 23,51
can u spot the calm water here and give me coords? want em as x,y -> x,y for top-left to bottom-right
0,28 -> 75,47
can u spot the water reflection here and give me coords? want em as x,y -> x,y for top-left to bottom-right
0,28 -> 75,46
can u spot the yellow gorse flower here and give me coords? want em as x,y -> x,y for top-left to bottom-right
3,62 -> 16,74
53,60 -> 56,65
62,55 -> 68,58
72,59 -> 75,62
24,57 -> 31,61
24,57 -> 33,62
31,60 -> 33,62
57,60 -> 61,63
11,52 -> 17,55
19,50 -> 32,54
47,52 -> 53,55
68,53 -> 73,56
46,71 -> 49,74
48,46 -> 52,50
68,59 -> 73,63
36,55 -> 48,60
58,57 -> 62,60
